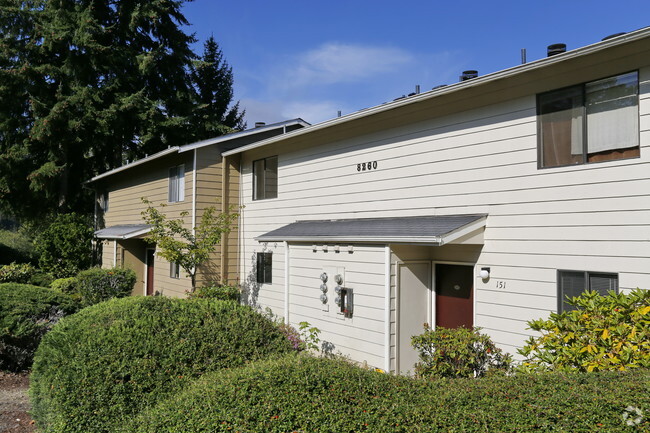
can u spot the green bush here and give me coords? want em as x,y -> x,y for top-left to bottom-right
34,213 -> 94,278
0,262 -> 36,284
519,289 -> 650,372
50,277 -> 78,295
76,267 -> 136,306
186,283 -> 240,301
126,354 -> 650,433
29,270 -> 55,288
30,296 -> 293,433
411,325 -> 512,378
0,229 -> 37,265
0,283 -> 79,372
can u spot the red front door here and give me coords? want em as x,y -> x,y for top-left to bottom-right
146,249 -> 155,296
435,264 -> 473,328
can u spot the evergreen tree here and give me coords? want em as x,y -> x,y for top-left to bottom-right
0,0 -> 220,221
190,36 -> 245,140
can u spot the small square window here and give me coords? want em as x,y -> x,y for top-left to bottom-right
256,252 -> 272,284
170,261 -> 180,279
557,270 -> 618,312
168,164 -> 185,203
253,156 -> 278,200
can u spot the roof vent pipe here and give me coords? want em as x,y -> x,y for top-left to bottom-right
547,43 -> 566,57
254,122 -> 266,128
459,70 -> 478,81
602,32 -> 626,41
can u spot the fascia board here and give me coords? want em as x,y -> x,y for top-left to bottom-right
86,147 -> 180,184
255,236 -> 443,245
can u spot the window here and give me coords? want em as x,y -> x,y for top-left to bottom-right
168,164 -> 185,202
100,191 -> 109,213
253,156 -> 278,200
170,261 -> 180,279
256,252 -> 272,284
558,270 -> 618,312
538,71 -> 639,168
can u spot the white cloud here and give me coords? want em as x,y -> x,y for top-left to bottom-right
237,42 -> 465,127
282,43 -> 414,88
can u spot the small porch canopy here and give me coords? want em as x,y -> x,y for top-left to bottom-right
95,224 -> 151,240
256,214 -> 487,245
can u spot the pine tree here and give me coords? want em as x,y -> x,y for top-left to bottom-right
0,0 -> 202,221
190,36 -> 245,141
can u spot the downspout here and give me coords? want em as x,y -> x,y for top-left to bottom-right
384,245 -> 391,372
285,241 -> 290,324
220,155 -> 228,283
192,149 -> 197,287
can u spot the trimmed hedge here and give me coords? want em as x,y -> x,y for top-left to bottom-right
76,267 -> 136,306
30,296 -> 294,433
0,283 -> 79,372
127,355 -> 650,433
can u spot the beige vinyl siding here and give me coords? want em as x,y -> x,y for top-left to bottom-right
238,65 -> 650,363
99,152 -> 194,297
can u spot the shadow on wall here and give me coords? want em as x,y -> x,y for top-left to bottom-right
241,252 -> 260,307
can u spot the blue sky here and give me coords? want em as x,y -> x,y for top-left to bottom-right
182,1 -> 650,127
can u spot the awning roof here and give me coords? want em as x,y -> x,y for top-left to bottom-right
95,224 -> 151,240
256,214 -> 487,245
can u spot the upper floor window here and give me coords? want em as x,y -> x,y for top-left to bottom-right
253,156 -> 278,200
168,164 -> 185,203
557,270 -> 618,312
100,191 -> 109,213
538,71 -> 639,168
170,261 -> 180,279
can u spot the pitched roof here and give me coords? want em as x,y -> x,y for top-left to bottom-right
95,224 -> 151,240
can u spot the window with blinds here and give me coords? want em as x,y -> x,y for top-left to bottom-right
168,164 -> 185,203
252,156 -> 278,200
538,71 -> 639,168
558,270 -> 618,312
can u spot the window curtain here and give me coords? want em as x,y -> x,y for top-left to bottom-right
586,72 -> 638,153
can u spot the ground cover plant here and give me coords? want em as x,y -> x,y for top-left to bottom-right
0,283 -> 79,372
30,296 -> 293,433
519,288 -> 650,372
125,354 -> 650,433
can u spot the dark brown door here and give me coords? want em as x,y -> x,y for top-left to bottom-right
435,264 -> 473,328
146,249 -> 155,296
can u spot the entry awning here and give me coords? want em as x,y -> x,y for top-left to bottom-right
256,214 -> 487,245
95,224 -> 151,240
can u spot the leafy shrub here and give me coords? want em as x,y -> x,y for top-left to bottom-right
34,213 -> 93,278
411,325 -> 512,378
30,296 -> 293,433
0,283 -> 79,372
186,283 -> 240,301
519,289 -> 650,372
0,262 -> 36,284
126,354 -> 650,433
50,277 -> 78,295
29,270 -> 55,288
76,267 -> 136,306
0,229 -> 37,265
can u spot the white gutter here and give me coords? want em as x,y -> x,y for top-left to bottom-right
178,119 -> 310,153
256,236 -> 444,244
87,147 -> 180,183
222,27 -> 650,158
